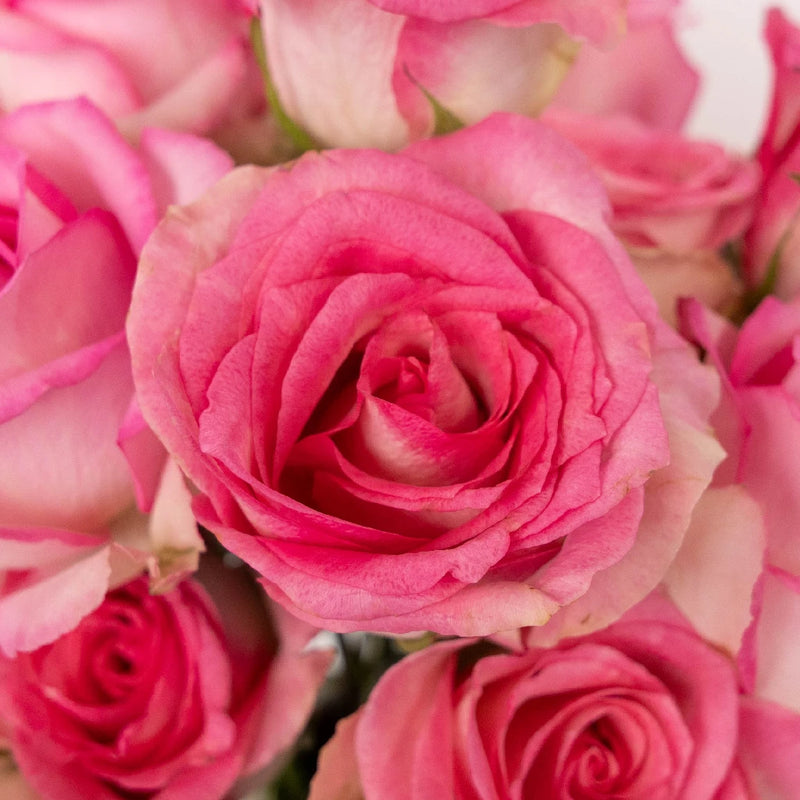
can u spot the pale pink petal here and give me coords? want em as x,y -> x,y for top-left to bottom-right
117,398 -> 166,512
118,39 -> 255,141
396,17 -> 575,137
737,388 -> 800,577
0,534 -> 111,656
664,485 -> 765,657
145,459 -> 204,593
137,128 -> 233,214
745,138 -> 800,298
0,42 -> 140,117
748,567 -> 800,713
259,0 -> 409,148
0,10 -> 140,115
0,339 -> 135,531
0,211 -> 134,384
14,0 -> 249,101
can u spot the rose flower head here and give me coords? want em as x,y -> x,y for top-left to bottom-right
128,114 -> 723,637
308,592 -> 800,800
0,560 -> 332,800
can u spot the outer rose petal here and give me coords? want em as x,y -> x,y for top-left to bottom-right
137,128 -> 234,215
745,9 -> 800,298
394,17 -> 576,139
738,697 -> 800,798
259,0 -> 408,149
551,0 -> 699,130
0,338 -> 136,531
242,602 -> 334,777
368,0 -> 627,44
0,531 -> 110,656
0,0 -> 266,150
308,714 -> 363,800
0,98 -> 159,253
0,21 -> 140,117
756,7 -> 800,174
665,486 -> 765,658
117,397 -> 167,512
744,568 -> 800,713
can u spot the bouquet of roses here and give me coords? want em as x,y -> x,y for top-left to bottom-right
1,0 -> 799,798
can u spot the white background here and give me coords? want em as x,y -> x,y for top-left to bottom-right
679,0 -> 800,152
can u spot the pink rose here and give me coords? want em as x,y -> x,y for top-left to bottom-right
308,594 -> 799,800
0,0 -> 272,161
744,9 -> 800,299
128,114 -> 722,637
0,98 -> 232,657
254,0 -> 627,149
541,111 -> 759,254
0,564 -> 332,800
541,108 -> 759,324
672,296 -> 800,716
551,0 -> 700,132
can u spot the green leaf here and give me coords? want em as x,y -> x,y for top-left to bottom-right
250,16 -> 319,155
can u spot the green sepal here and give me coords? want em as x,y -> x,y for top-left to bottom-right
403,66 -> 465,136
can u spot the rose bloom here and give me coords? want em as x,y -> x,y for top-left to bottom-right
670,295 -> 800,718
253,0 -> 629,149
308,593 -> 800,800
129,114 -> 722,637
0,97 -> 232,657
539,108 -> 759,325
744,8 -> 800,300
0,562 -> 332,800
0,0 -> 274,161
